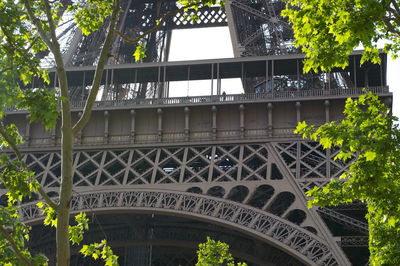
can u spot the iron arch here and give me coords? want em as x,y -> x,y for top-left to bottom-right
20,189 -> 339,266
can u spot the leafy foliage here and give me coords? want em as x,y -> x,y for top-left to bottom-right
282,0 -> 400,72
295,93 -> 400,265
80,240 -> 119,266
69,213 -> 89,245
36,202 -> 57,228
17,89 -> 59,130
0,0 -> 48,119
68,0 -> 114,36
0,203 -> 48,266
196,237 -> 247,266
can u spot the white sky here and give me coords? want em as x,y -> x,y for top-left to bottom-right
168,27 -> 400,116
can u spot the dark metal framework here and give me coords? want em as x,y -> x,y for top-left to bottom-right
2,0 -> 393,265
38,53 -> 387,100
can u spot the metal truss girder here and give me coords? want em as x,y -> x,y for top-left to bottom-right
339,236 -> 368,247
5,140 -> 358,265
317,208 -> 368,233
231,0 -> 273,22
21,189 -> 340,266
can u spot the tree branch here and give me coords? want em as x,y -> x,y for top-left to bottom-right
36,187 -> 59,210
115,3 -> 198,45
0,123 -> 58,210
72,0 -> 120,136
383,17 -> 400,36
23,0 -> 54,53
387,6 -> 400,20
0,225 -> 33,266
0,124 -> 23,161
391,0 -> 400,16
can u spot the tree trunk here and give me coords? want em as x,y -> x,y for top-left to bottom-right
57,125 -> 73,266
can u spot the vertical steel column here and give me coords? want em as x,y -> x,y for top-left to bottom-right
266,60 -> 269,92
184,107 -> 190,141
157,108 -> 163,142
81,72 -> 86,101
110,69 -> 114,99
211,64 -> 214,95
297,59 -> 300,90
157,66 -> 161,99
353,56 -> 357,89
130,109 -> 136,144
295,102 -> 301,123
25,115 -> 30,147
76,112 -> 83,145
212,105 -> 217,140
267,103 -> 273,137
325,100 -> 331,179
187,66 -> 191,97
217,63 -> 221,95
104,111 -> 109,144
271,60 -> 275,92
239,104 -> 245,139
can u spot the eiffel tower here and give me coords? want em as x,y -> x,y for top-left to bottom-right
2,0 -> 392,265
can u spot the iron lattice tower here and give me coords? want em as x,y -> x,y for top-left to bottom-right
1,0 -> 392,265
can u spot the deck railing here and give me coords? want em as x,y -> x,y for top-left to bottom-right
5,86 -> 390,113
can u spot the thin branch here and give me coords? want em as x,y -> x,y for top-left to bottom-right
383,17 -> 400,36
36,187 -> 58,210
0,123 -> 58,210
0,225 -> 33,266
115,3 -> 198,45
72,0 -> 120,136
42,0 -> 72,140
42,0 -> 60,49
387,6 -> 400,20
23,0 -> 54,53
0,124 -> 23,161
391,0 -> 400,16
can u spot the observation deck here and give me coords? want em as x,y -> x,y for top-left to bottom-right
5,54 -> 391,150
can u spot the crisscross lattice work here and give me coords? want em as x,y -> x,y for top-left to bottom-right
16,144 -> 284,190
273,141 -> 355,182
172,7 -> 227,29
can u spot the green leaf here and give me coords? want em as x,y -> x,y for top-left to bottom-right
334,152 -> 352,161
364,151 -> 377,161
294,121 -> 308,134
387,217 -> 397,227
